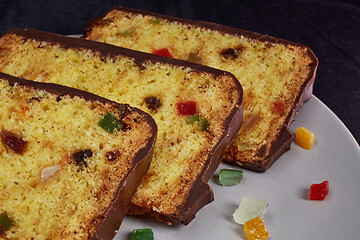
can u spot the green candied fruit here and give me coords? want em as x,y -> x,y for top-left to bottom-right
98,113 -> 122,133
186,114 -> 200,124
151,18 -> 161,24
199,118 -> 209,131
0,212 -> 14,231
121,28 -> 136,37
218,169 -> 243,186
131,228 -> 154,240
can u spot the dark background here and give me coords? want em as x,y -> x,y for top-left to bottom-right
0,0 -> 359,144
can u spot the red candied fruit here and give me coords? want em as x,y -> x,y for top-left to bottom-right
176,101 -> 198,116
310,181 -> 329,200
273,101 -> 285,113
152,48 -> 173,58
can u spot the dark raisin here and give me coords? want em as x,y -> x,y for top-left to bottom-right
56,96 -> 62,102
220,48 -> 238,59
1,129 -> 28,154
105,149 -> 121,161
121,122 -> 131,131
144,96 -> 161,112
72,149 -> 93,168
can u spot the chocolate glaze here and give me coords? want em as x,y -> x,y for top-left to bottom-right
0,29 -> 243,225
84,6 -> 318,173
0,72 -> 158,239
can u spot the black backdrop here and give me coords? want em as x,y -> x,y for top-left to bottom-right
0,0 -> 359,143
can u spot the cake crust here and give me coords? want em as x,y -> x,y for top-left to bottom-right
83,6 -> 318,172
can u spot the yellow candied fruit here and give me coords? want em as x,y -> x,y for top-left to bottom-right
296,127 -> 315,150
244,216 -> 270,240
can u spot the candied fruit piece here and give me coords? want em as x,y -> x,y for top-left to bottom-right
218,169 -> 243,186
244,216 -> 270,240
176,101 -> 198,116
220,46 -> 244,60
241,114 -> 261,131
0,212 -> 14,231
120,28 -> 136,37
199,118 -> 209,131
72,149 -> 93,168
106,149 -> 121,161
98,113 -> 123,133
151,18 -> 161,24
310,181 -> 329,200
272,101 -> 285,113
1,129 -> 28,154
220,48 -> 238,59
152,48 -> 172,58
186,114 -> 199,124
41,165 -> 61,182
296,127 -> 315,150
144,96 -> 161,112
131,228 -> 154,240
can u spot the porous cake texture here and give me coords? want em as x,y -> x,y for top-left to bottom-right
0,29 -> 243,225
83,6 -> 319,172
0,72 -> 157,239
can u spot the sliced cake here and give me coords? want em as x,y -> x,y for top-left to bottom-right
0,72 -> 157,239
0,29 -> 243,225
83,6 -> 319,172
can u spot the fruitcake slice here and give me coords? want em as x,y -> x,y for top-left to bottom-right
83,6 -> 318,172
0,72 -> 157,239
0,29 -> 243,225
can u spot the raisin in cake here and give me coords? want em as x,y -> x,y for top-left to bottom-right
0,72 -> 157,239
83,6 -> 319,172
0,29 -> 243,225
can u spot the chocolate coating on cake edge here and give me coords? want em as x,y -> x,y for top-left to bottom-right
0,72 -> 158,239
83,6 -> 319,173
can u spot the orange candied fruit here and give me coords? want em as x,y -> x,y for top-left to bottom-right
296,127 -> 315,150
244,216 -> 270,240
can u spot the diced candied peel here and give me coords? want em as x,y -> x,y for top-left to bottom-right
233,197 -> 268,225
152,48 -> 172,58
41,165 -> 61,182
272,101 -> 285,113
296,127 -> 315,150
244,216 -> 270,240
310,181 -> 329,200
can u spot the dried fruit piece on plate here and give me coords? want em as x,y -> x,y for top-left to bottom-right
233,197 -> 268,225
244,216 -> 270,240
310,181 -> 329,200
296,127 -> 315,150
218,169 -> 243,186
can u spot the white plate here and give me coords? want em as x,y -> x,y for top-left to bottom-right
116,96 -> 360,239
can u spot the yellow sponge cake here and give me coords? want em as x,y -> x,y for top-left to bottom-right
0,29 -> 243,225
83,6 -> 318,172
0,72 -> 157,239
